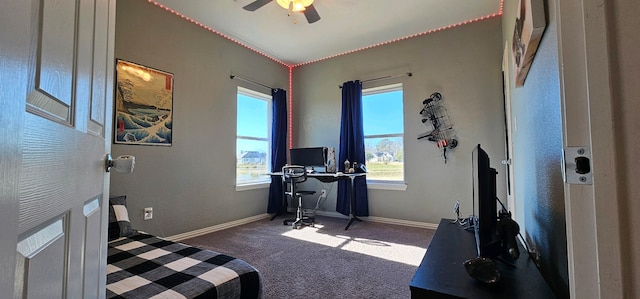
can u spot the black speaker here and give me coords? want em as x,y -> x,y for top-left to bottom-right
497,214 -> 520,260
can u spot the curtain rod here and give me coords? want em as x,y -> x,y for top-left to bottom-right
339,72 -> 413,88
230,74 -> 276,90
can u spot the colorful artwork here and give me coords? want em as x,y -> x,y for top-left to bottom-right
114,60 -> 173,146
512,0 -> 546,87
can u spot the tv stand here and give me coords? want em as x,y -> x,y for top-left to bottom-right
410,219 -> 555,298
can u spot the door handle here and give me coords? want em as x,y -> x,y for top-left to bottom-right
105,154 -> 136,173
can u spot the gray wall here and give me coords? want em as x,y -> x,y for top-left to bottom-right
112,1 -> 506,235
111,0 -> 288,237
502,1 -> 568,297
292,18 -> 506,223
608,0 -> 640,297
109,0 -> 640,297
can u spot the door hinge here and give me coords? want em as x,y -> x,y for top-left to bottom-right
563,147 -> 592,185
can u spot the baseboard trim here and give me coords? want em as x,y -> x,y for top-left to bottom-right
314,210 -> 350,219
166,213 -> 271,242
365,216 -> 439,230
296,210 -> 439,230
166,212 -> 439,242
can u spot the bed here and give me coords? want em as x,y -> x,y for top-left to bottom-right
107,196 -> 262,298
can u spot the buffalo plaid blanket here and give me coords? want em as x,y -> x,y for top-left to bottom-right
107,233 -> 261,298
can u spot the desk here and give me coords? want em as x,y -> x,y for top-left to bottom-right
410,219 -> 555,298
268,172 -> 366,230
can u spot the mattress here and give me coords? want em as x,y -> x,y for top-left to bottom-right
106,232 -> 261,298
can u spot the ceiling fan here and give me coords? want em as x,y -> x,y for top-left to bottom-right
243,0 -> 321,24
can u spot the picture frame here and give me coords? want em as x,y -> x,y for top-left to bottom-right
114,59 -> 174,146
512,0 -> 546,87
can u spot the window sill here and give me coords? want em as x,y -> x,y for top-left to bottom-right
235,182 -> 270,191
366,181 -> 407,191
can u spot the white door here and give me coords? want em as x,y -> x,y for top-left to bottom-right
0,0 -> 116,298
555,1 -> 622,298
501,41 -> 517,219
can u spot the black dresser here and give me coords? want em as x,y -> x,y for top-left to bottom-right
410,218 -> 556,298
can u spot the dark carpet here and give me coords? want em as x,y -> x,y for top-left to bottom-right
182,216 -> 435,299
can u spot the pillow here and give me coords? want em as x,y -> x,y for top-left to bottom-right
108,196 -> 137,240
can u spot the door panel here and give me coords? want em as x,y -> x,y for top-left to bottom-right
90,0 -> 111,133
76,0 -> 97,133
0,0 -> 31,294
15,218 -> 66,298
26,0 -> 76,123
10,0 -> 116,297
83,198 -> 103,298
19,115 -> 104,232
502,42 -> 517,218
38,0 -> 75,107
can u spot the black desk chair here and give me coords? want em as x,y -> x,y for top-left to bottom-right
282,165 -> 316,229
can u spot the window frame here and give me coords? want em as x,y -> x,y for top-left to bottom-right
235,86 -> 272,191
362,83 -> 407,191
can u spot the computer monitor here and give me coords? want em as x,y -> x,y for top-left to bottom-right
289,147 -> 326,171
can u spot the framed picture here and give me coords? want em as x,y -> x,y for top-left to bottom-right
512,0 -> 546,87
114,59 -> 173,146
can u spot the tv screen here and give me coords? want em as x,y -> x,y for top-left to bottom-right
472,144 -> 500,257
289,147 -> 326,170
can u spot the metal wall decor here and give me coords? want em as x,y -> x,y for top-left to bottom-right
417,92 -> 458,163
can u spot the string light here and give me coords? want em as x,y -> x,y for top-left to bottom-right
293,5 -> 504,67
288,67 -> 294,148
147,0 -> 289,67
147,0 -> 503,68
147,0 -> 503,148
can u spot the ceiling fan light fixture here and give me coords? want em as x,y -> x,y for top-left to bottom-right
276,0 -> 313,12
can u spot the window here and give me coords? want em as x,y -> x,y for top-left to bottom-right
362,83 -> 405,184
236,87 -> 271,187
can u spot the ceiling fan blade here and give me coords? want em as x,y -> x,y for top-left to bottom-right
303,4 -> 320,23
243,0 -> 273,11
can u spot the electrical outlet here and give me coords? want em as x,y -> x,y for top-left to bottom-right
320,189 -> 327,198
144,207 -> 153,220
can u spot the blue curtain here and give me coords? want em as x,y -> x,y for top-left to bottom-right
267,88 -> 287,214
337,81 -> 369,216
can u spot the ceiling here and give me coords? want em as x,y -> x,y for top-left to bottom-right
150,0 -> 502,66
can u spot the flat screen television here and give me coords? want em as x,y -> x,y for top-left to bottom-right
471,144 -> 501,257
289,147 -> 326,171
